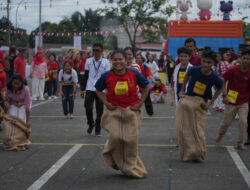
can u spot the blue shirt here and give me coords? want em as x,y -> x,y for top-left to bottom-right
186,66 -> 223,102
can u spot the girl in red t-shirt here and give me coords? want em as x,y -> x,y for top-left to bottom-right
95,50 -> 149,178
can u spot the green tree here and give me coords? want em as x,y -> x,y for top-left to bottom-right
242,17 -> 250,42
99,0 -> 175,49
30,9 -> 104,46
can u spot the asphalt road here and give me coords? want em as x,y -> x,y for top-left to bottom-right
0,90 -> 249,190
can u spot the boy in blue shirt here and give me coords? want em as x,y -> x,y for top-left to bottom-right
175,50 -> 223,162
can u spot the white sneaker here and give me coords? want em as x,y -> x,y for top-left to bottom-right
235,114 -> 239,120
39,97 -> 45,101
32,97 -> 37,101
48,96 -> 52,100
207,110 -> 212,116
52,95 -> 58,99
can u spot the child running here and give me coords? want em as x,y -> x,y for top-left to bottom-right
58,61 -> 78,119
216,50 -> 250,150
95,50 -> 149,178
171,47 -> 193,106
176,50 -> 223,162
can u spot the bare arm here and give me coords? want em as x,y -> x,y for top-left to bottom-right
25,108 -> 30,127
130,84 -> 150,111
178,73 -> 190,98
57,82 -> 63,96
222,79 -> 229,105
96,90 -> 115,110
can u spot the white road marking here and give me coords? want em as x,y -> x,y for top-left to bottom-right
27,144 -> 82,190
31,100 -> 53,109
227,147 -> 250,188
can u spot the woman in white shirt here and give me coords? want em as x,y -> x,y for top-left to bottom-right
145,54 -> 159,87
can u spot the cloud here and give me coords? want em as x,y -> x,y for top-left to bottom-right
0,0 -> 249,33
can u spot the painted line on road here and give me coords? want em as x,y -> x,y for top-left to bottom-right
227,146 -> 250,188
29,142 -> 229,148
30,115 -> 220,120
27,144 -> 82,190
31,100 -> 53,109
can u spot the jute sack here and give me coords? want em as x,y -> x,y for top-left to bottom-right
101,107 -> 148,178
2,114 -> 31,151
175,96 -> 207,162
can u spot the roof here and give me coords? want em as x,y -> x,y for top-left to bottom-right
168,20 -> 243,38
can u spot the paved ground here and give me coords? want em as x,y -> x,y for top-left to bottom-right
0,89 -> 249,190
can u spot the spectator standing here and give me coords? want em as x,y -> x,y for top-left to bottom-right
14,48 -> 27,81
47,54 -> 59,100
30,51 -> 48,101
81,43 -> 110,136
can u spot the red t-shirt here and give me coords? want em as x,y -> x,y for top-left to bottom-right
80,58 -> 86,73
47,61 -> 59,81
150,85 -> 167,94
14,56 -> 26,80
0,64 -> 6,91
223,65 -> 250,105
95,69 -> 149,108
176,54 -> 201,66
0,50 -> 4,62
139,64 -> 152,77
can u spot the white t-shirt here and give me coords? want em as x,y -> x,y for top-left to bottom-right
85,57 -> 110,91
145,61 -> 159,78
58,69 -> 78,84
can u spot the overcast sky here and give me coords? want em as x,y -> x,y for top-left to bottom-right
0,0 -> 250,33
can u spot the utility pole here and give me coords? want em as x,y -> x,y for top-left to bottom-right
36,0 -> 43,48
7,0 -> 10,46
39,0 -> 41,34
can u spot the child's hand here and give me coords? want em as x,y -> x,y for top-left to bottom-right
130,103 -> 142,111
222,97 -> 229,105
105,102 -> 116,110
178,91 -> 185,98
57,91 -> 63,97
26,120 -> 31,128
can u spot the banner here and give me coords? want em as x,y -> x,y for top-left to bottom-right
73,36 -> 82,50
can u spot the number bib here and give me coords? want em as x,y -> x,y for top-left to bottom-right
178,72 -> 186,84
115,81 -> 129,95
227,90 -> 238,104
18,101 -> 24,106
155,89 -> 160,95
193,81 -> 207,95
169,63 -> 174,68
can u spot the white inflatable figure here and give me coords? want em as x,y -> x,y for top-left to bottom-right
177,0 -> 192,21
197,0 -> 212,20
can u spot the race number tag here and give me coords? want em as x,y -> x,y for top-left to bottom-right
169,63 -> 174,68
193,81 -> 207,95
115,81 -> 129,95
227,90 -> 238,104
155,89 -> 160,95
18,101 -> 24,106
178,72 -> 186,84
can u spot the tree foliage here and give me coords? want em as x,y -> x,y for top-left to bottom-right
30,9 -> 104,47
0,16 -> 28,47
98,0 -> 175,49
242,17 -> 250,42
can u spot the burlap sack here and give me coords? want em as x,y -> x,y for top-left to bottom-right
2,114 -> 31,151
101,107 -> 148,178
175,96 -> 207,162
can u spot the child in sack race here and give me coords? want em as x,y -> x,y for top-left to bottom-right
95,50 -> 150,178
